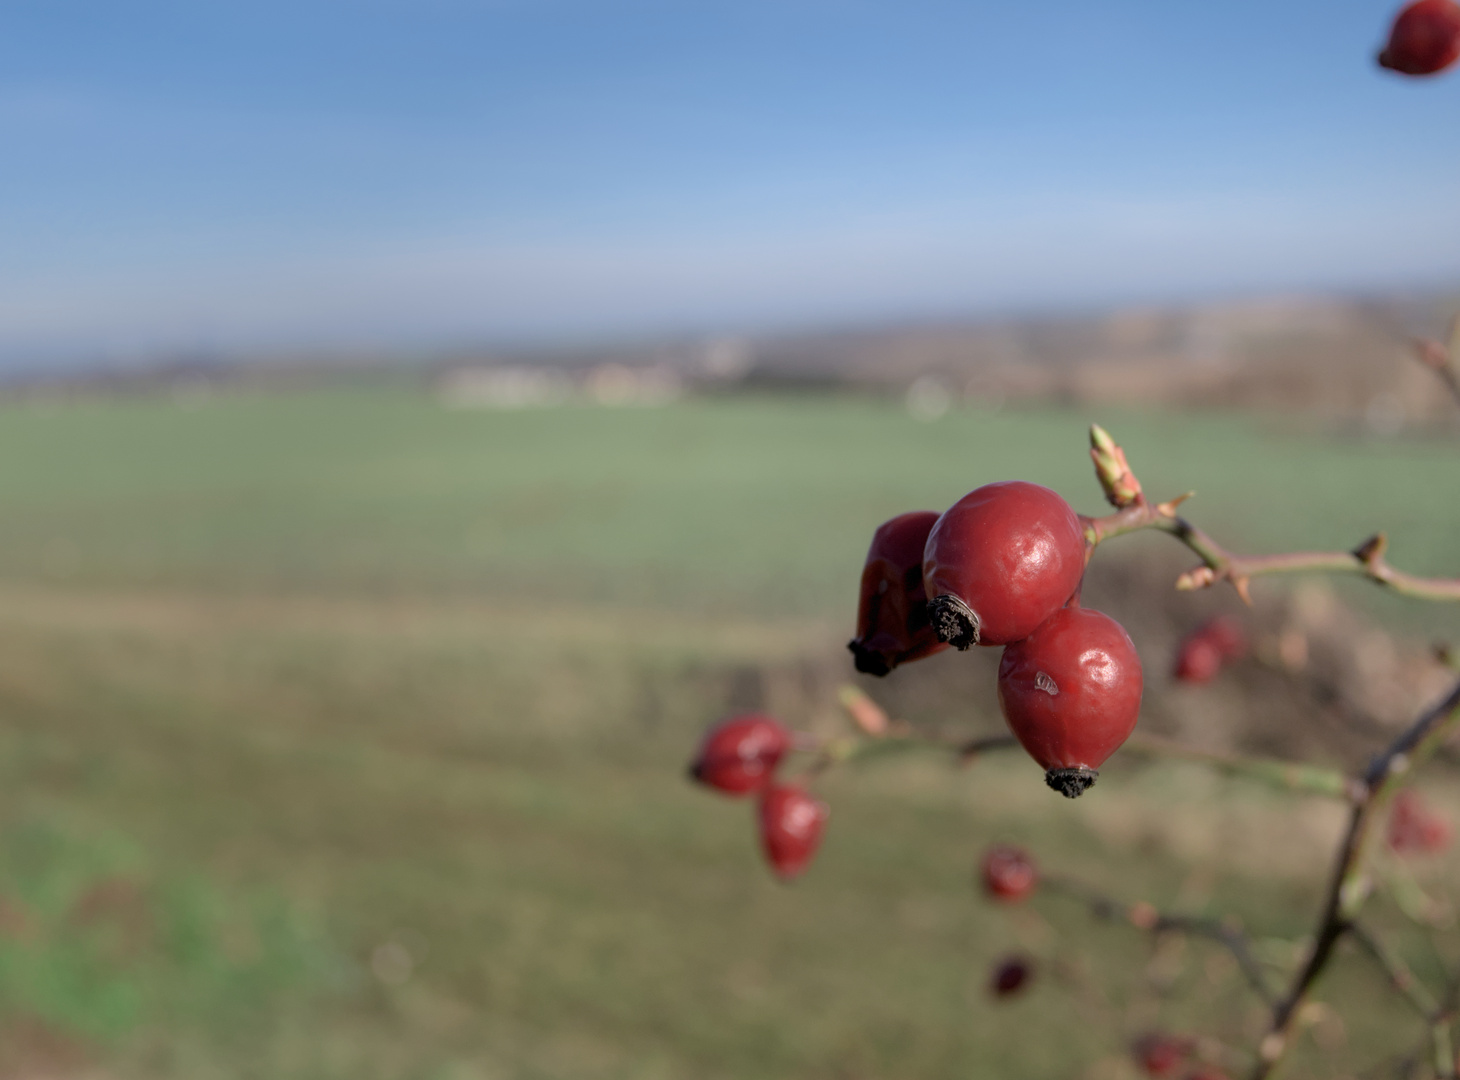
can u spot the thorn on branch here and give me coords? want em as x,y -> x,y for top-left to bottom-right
1353,533 -> 1388,566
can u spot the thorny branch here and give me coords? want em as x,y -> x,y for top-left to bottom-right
1084,424 -> 1460,605
1250,678 -> 1460,1080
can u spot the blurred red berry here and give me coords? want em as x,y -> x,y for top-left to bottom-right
998,607 -> 1144,797
689,714 -> 790,796
989,955 -> 1033,997
1388,790 -> 1453,854
1378,0 -> 1460,75
758,785 -> 828,880
1174,617 -> 1246,684
1133,1033 -> 1196,1078
848,511 -> 949,676
1173,635 -> 1222,684
923,481 -> 1087,649
981,845 -> 1038,902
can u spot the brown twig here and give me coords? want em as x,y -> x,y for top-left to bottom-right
1084,425 -> 1460,605
1248,678 -> 1460,1079
1040,874 -> 1280,1007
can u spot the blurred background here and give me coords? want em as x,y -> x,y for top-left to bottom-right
1,1 -> 1459,1077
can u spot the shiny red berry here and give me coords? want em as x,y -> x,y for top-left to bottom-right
1133,1033 -> 1196,1078
923,481 -> 1086,649
689,714 -> 790,796
848,511 -> 949,676
998,607 -> 1143,797
1378,0 -> 1460,75
1388,789 -> 1452,854
981,845 -> 1038,902
989,955 -> 1033,997
758,784 -> 828,880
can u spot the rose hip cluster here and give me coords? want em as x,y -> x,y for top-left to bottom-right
851,481 -> 1143,798
688,713 -> 828,880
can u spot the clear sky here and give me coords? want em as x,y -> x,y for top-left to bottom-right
3,0 -> 1459,366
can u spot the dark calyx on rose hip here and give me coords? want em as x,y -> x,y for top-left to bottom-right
758,784 -> 829,880
923,481 -> 1087,649
688,713 -> 790,795
998,607 -> 1143,798
1378,0 -> 1460,75
847,510 -> 949,676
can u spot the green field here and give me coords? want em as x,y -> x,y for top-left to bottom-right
0,387 -> 1455,1079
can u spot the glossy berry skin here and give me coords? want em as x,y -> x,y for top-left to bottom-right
689,714 -> 790,796
923,481 -> 1086,649
847,511 -> 949,676
1378,0 -> 1460,75
989,955 -> 1033,997
758,785 -> 828,880
981,845 -> 1038,902
998,607 -> 1143,797
1388,789 -> 1452,854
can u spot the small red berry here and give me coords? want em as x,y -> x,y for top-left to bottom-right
981,844 -> 1038,902
689,714 -> 790,796
848,511 -> 949,676
1133,1033 -> 1196,1078
923,481 -> 1087,648
1388,789 -> 1452,854
1173,635 -> 1222,684
1174,617 -> 1246,684
1378,0 -> 1460,76
989,955 -> 1033,997
998,607 -> 1143,797
758,784 -> 828,880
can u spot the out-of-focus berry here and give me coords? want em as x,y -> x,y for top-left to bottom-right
989,955 -> 1033,997
1378,0 -> 1460,75
1133,1033 -> 1196,1078
689,714 -> 790,795
759,785 -> 829,880
981,845 -> 1038,902
1388,789 -> 1452,854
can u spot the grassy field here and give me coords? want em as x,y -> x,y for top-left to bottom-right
0,387 -> 1454,1078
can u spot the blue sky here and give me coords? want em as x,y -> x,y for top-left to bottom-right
2,0 -> 1458,365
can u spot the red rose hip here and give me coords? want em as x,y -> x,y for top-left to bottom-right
998,607 -> 1143,797
981,845 -> 1038,902
848,511 -> 949,676
759,784 -> 828,880
923,481 -> 1087,648
1378,0 -> 1460,75
689,714 -> 790,795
